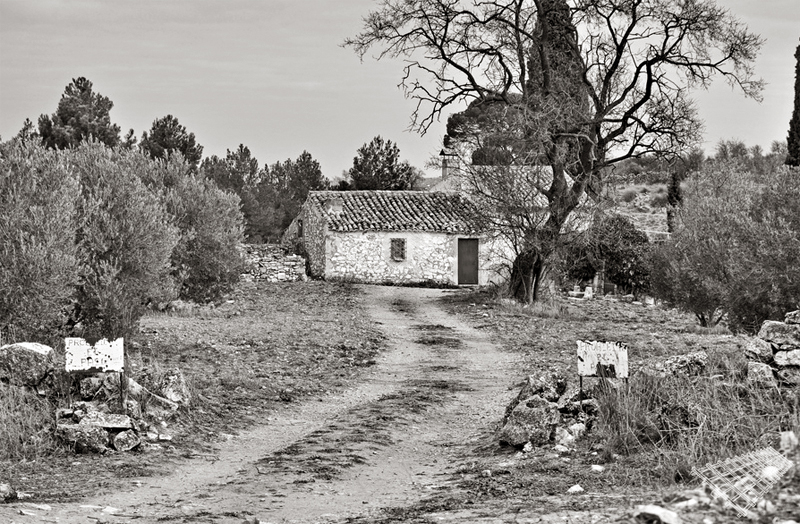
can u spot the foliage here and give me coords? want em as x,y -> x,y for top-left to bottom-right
139,115 -> 204,171
201,144 -> 260,195
67,142 -> 179,338
0,141 -> 81,344
255,151 -> 329,241
650,161 -> 800,332
164,172 -> 245,302
345,136 -> 418,190
788,42 -> 800,167
346,0 -> 764,304
38,77 -> 121,150
561,213 -> 651,295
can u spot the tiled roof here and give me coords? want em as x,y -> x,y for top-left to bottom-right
306,191 -> 483,233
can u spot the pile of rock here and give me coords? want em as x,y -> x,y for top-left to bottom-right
746,310 -> 800,387
1,341 -> 188,453
497,371 -> 596,450
241,244 -> 307,283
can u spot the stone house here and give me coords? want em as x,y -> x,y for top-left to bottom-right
283,190 -> 506,286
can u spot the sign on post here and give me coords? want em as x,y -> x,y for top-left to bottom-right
65,337 -> 124,373
576,340 -> 629,379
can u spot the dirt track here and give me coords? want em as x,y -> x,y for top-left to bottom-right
2,286 -> 536,523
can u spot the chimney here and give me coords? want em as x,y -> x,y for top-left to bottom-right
324,196 -> 344,215
440,148 -> 458,179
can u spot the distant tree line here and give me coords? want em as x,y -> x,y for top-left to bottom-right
13,77 -> 423,244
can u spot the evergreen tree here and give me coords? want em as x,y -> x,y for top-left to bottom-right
38,77 -> 120,149
140,115 -> 204,171
787,41 -> 800,167
346,136 -> 418,190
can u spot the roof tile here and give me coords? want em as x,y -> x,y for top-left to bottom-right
307,191 -> 483,234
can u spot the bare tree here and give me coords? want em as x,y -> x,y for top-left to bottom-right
346,0 -> 763,302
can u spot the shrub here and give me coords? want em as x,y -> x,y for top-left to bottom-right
67,142 -> 179,338
620,188 -> 638,203
140,155 -> 245,303
561,213 -> 651,295
649,193 -> 669,207
166,174 -> 245,302
650,161 -> 800,332
0,141 -> 81,344
0,384 -> 57,460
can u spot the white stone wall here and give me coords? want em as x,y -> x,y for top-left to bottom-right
324,231 -> 503,285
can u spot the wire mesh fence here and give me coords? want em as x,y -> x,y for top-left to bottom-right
692,447 -> 793,517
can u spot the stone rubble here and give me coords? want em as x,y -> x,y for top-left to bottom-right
497,371 -> 599,449
745,310 -> 800,387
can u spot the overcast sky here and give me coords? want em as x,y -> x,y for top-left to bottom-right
1,0 -> 798,179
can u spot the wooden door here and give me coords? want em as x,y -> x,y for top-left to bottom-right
457,238 -> 479,285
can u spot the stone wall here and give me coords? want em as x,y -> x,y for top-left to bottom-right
240,244 -> 307,283
745,310 -> 800,387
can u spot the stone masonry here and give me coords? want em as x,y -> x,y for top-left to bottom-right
745,310 -> 800,387
240,244 -> 307,283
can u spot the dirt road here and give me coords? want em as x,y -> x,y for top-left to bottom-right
2,286 -> 528,523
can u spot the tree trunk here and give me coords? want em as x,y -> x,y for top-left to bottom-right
509,249 -> 546,304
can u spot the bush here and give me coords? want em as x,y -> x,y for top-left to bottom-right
0,141 -> 81,344
166,174 -> 245,302
561,213 -> 651,295
67,142 -> 179,338
0,384 -> 57,460
620,188 -> 638,203
140,155 -> 245,303
650,161 -> 800,332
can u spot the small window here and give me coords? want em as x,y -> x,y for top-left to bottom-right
390,238 -> 406,261
297,219 -> 303,238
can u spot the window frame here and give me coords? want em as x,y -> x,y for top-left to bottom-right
390,238 -> 407,262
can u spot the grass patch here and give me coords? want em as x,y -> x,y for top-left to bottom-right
0,384 -> 57,460
596,350 -> 799,482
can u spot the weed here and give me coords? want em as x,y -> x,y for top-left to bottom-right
0,384 -> 58,460
595,352 -> 800,482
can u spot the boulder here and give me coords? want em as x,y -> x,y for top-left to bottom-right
786,310 -> 800,325
160,368 -> 191,405
79,411 -> 133,430
498,394 -> 561,447
744,337 -> 776,363
56,423 -> 109,453
112,430 -> 141,452
634,505 -> 681,524
775,350 -> 800,367
661,351 -> 707,376
514,372 -> 568,405
0,342 -> 53,387
758,321 -> 800,348
80,376 -> 104,399
747,361 -> 777,387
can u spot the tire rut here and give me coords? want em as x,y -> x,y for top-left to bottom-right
0,286 -> 519,524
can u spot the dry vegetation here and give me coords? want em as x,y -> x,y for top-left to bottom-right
0,281 -> 386,501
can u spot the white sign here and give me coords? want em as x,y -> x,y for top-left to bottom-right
65,337 -> 124,372
576,340 -> 628,378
